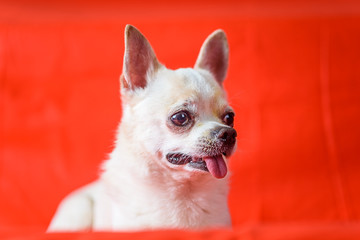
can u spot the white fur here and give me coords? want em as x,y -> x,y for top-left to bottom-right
48,25 -> 234,232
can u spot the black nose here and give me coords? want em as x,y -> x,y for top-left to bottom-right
212,127 -> 237,145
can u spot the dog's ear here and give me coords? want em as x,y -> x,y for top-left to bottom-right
121,25 -> 161,91
194,29 -> 229,86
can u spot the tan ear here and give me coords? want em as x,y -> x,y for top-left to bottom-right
194,30 -> 229,85
121,25 -> 160,91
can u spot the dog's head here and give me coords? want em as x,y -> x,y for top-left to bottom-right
119,25 -> 236,179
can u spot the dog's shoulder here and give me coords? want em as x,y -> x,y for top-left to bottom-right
47,181 -> 100,232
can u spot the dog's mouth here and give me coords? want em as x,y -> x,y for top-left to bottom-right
166,153 -> 228,179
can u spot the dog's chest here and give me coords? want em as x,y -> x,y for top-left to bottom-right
93,179 -> 230,230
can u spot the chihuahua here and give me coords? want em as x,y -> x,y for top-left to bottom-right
48,25 -> 237,231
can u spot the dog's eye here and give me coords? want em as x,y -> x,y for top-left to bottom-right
171,111 -> 190,126
223,112 -> 235,127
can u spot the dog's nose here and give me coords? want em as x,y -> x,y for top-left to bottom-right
212,127 -> 237,145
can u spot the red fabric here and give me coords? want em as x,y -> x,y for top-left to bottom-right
1,0 -> 360,239
2,224 -> 360,240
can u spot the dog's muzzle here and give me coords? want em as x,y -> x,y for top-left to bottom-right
166,127 -> 237,179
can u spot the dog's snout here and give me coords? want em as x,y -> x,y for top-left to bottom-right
212,127 -> 237,145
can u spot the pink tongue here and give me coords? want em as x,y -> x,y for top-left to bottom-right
204,155 -> 228,179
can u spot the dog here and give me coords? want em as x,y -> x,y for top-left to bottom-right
47,25 -> 237,231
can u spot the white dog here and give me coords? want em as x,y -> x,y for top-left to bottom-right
48,25 -> 237,231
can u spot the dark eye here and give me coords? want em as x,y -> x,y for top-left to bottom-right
223,112 -> 235,127
171,111 -> 190,126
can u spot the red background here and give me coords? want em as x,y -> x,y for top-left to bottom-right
1,0 -> 360,239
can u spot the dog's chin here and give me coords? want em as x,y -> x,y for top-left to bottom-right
166,153 -> 228,179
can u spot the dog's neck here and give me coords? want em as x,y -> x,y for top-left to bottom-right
100,126 -> 231,229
